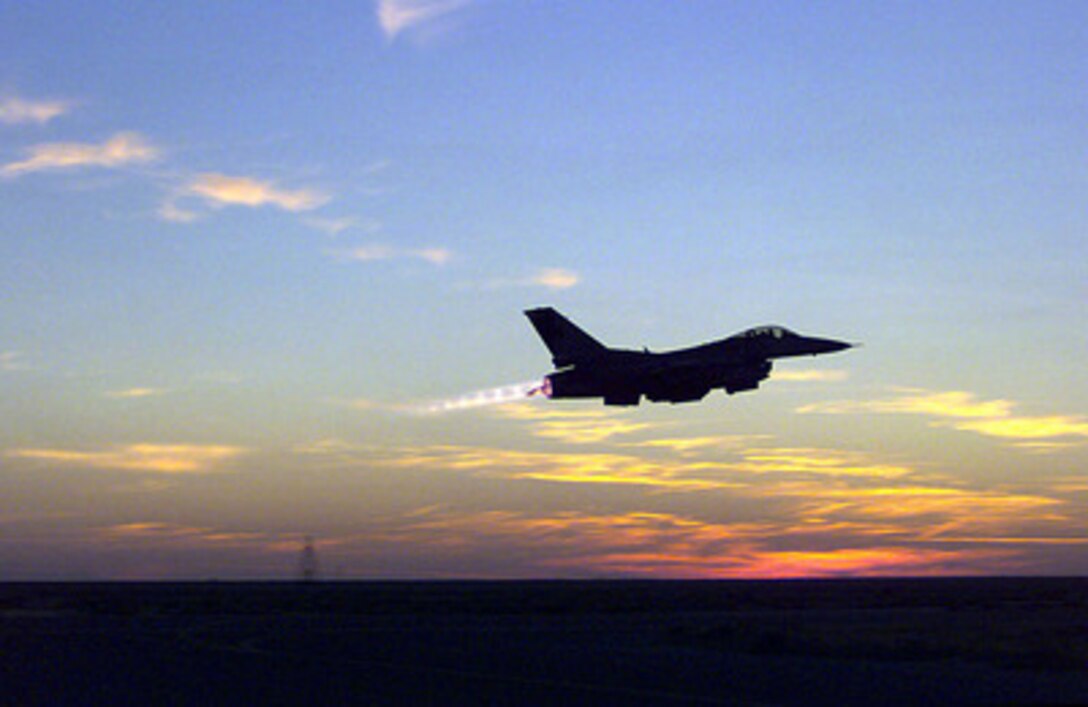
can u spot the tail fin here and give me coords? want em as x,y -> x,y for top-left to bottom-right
525,307 -> 608,367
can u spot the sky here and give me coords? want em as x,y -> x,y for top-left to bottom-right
1,0 -> 1085,579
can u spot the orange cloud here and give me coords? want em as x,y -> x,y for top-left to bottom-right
563,547 -> 1009,579
331,436 -> 918,491
781,484 -> 1070,545
729,448 -> 914,478
799,388 -> 1087,446
381,508 -> 764,559
954,416 -> 1088,440
498,405 -> 653,444
626,436 -> 770,455
383,444 -> 742,491
800,388 -> 1014,418
715,547 -> 1011,579
102,522 -> 263,544
377,508 -> 1014,578
97,523 -> 327,558
7,444 -> 246,473
289,430 -> 1078,577
772,369 -> 849,382
497,406 -> 913,479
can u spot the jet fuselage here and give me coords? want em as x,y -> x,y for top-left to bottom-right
526,308 -> 852,406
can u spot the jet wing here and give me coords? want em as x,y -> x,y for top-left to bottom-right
641,363 -> 714,404
642,359 -> 772,402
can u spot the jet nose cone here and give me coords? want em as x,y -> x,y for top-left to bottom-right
811,337 -> 854,354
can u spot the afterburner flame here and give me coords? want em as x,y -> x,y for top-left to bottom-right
418,380 -> 547,414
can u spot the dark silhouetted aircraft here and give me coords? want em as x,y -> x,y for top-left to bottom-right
526,307 -> 854,406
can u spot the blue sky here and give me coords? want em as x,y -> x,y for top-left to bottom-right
1,1 -> 1086,579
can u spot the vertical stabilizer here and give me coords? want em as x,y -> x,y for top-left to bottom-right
525,307 -> 608,367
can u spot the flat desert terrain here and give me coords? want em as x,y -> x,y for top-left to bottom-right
2,579 -> 1086,705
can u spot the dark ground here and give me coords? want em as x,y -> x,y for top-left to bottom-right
1,578 -> 1086,706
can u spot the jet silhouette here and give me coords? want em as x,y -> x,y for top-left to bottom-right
526,307 -> 853,406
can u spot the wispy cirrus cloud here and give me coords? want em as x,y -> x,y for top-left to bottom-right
799,387 -> 1088,448
303,216 -> 381,235
370,441 -> 918,490
1,132 -> 159,177
1,351 -> 31,372
767,481 -> 1079,560
800,388 -> 1014,418
290,429 -> 1081,576
480,268 -> 581,291
772,369 -> 849,383
626,436 -> 770,456
295,426 -> 922,492
786,485 -> 1064,529
497,404 -> 654,444
180,173 -> 329,212
706,547 -> 1009,580
727,448 -> 915,479
104,387 -> 172,399
376,0 -> 473,41
7,444 -> 247,473
331,244 -> 453,265
531,268 -> 580,289
0,95 -> 72,125
372,507 -> 1014,578
100,521 -> 269,546
157,200 -> 200,223
955,416 -> 1088,440
369,443 -> 742,491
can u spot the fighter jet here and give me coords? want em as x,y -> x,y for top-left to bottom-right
526,307 -> 853,406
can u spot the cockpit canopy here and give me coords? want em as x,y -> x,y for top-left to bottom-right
736,325 -> 796,340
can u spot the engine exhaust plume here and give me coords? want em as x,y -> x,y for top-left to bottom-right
416,379 -> 547,414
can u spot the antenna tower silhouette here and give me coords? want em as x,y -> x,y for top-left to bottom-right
299,535 -> 319,581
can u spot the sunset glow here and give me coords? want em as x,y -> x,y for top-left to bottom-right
1,2 -> 1084,579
